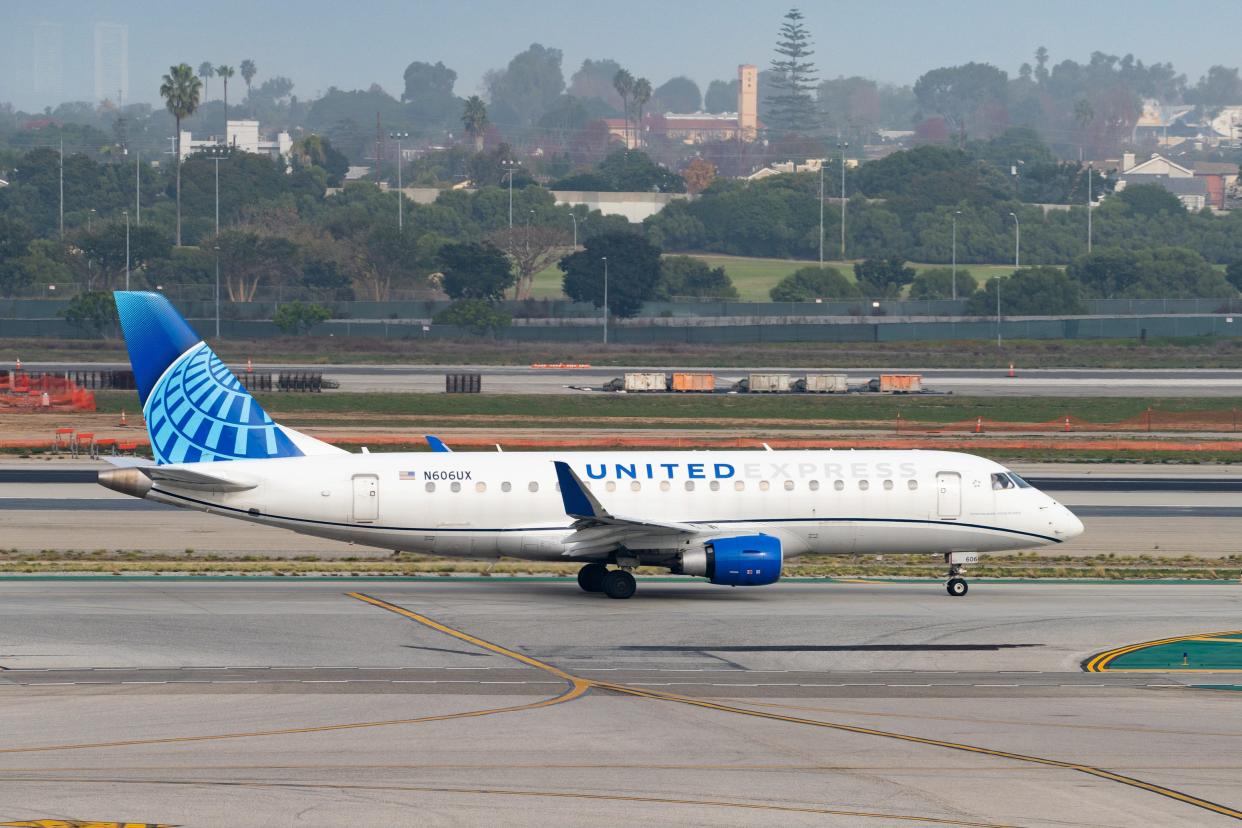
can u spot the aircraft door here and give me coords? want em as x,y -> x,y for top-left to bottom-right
936,471 -> 961,519
352,474 -> 379,522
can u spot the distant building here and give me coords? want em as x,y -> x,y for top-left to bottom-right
93,22 -> 128,106
745,157 -> 858,182
179,120 -> 293,163
604,63 -> 762,148
1116,153 -> 1209,211
1193,161 -> 1239,210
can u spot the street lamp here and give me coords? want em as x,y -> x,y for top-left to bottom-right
838,141 -> 848,260
818,159 -> 825,265
389,132 -> 409,230
203,145 -> 231,236
1002,211 -> 1020,348
88,208 -> 95,233
122,209 -> 130,291
1086,163 -> 1094,253
501,159 -> 520,228
567,212 -> 578,248
214,244 -> 221,339
601,256 -> 609,345
951,210 -> 962,300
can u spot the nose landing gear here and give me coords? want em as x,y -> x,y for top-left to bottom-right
945,552 -> 974,597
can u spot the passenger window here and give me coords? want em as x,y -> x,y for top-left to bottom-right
528,482 -> 538,493
501,482 -> 511,493
858,480 -> 869,491
991,473 -> 1015,490
734,480 -> 745,492
809,480 -> 820,491
605,481 -> 616,493
684,481 -> 695,492
783,480 -> 795,491
425,482 -> 436,493
630,481 -> 641,492
907,480 -> 918,491
659,481 -> 671,492
759,481 -> 770,492
450,482 -> 461,493
709,480 -> 720,492
833,480 -> 844,491
475,482 -> 486,493
883,479 -> 894,490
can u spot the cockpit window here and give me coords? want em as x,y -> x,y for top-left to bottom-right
1008,473 -> 1032,489
991,472 -> 1015,490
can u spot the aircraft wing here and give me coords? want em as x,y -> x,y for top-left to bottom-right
552,461 -> 703,555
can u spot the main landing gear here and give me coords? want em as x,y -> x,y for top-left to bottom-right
577,563 -> 637,599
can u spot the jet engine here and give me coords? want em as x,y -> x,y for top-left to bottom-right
678,534 -> 782,586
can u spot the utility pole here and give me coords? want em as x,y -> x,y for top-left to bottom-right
818,160 -> 824,266
123,209 -> 130,291
58,140 -> 64,239
135,150 -> 141,226
204,145 -> 229,236
601,257 -> 609,345
568,212 -> 577,248
501,159 -> 519,228
839,142 -> 848,260
214,244 -> 221,339
1087,163 -> 1093,253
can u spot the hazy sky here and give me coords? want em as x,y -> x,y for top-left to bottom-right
5,0 -> 1242,111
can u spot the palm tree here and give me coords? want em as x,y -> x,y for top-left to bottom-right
216,65 -> 235,136
240,59 -> 257,98
461,96 -> 489,152
632,78 -> 652,149
612,69 -> 634,147
197,61 -> 214,100
160,63 -> 202,246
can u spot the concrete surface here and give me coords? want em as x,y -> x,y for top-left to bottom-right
0,580 -> 1239,826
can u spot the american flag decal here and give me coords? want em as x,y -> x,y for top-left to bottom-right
399,471 -> 418,480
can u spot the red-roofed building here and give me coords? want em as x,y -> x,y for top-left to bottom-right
604,64 -> 761,148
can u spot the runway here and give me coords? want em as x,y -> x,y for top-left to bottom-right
27,361 -> 1242,395
0,580 -> 1239,826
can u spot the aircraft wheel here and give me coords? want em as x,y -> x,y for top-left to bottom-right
946,577 -> 968,597
602,570 -> 637,600
577,563 -> 608,593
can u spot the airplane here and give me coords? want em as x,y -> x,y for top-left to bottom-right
98,291 -> 1085,600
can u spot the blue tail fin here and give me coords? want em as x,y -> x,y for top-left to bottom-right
114,291 -> 305,465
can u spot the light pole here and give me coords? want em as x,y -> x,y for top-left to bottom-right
568,212 -> 578,248
88,208 -> 95,233
58,140 -> 64,239
204,145 -> 230,236
389,132 -> 409,230
601,256 -> 608,345
1003,211 -> 1020,348
818,159 -> 824,265
1086,163 -> 1093,253
839,141 -> 848,260
951,210 -> 961,300
214,244 -> 221,339
501,159 -> 519,228
135,150 -> 141,226
122,209 -> 130,291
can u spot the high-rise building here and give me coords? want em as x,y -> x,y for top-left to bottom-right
93,22 -> 129,106
32,22 -> 63,107
737,64 -> 758,141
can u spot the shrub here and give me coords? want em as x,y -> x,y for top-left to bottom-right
769,266 -> 858,302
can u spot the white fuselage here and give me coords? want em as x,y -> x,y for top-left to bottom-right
141,449 -> 1083,562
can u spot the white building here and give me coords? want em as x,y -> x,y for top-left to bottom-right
179,120 -> 293,163
1115,153 -> 1210,212
93,22 -> 128,106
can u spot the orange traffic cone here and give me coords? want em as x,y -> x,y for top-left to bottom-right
14,357 -> 21,372
119,410 -> 128,427
975,416 -> 983,434
1007,362 -> 1016,378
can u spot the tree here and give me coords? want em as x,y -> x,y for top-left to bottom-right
461,96 -> 489,152
434,298 -> 512,335
652,76 -> 701,114
439,241 -> 514,302
913,63 -> 1009,144
160,64 -> 203,246
560,231 -> 662,318
631,78 -> 652,147
655,256 -> 738,300
240,59 -> 257,97
216,231 -> 298,301
909,267 -> 977,299
704,79 -> 738,113
1227,259 -> 1242,293
854,256 -> 916,297
0,217 -> 34,297
487,226 -> 568,300
273,302 -> 331,335
551,149 -> 685,193
612,69 -> 635,146
1034,46 -> 1050,85
681,158 -> 716,194
216,64 -> 235,128
769,266 -> 857,301
80,223 -> 171,289
198,61 -> 214,100
569,59 -> 625,109
1117,183 -> 1185,217
61,291 -> 119,338
968,267 -> 1086,315
768,8 -> 819,133
401,60 -> 459,124
486,44 -> 565,126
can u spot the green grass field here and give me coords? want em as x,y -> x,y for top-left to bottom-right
530,254 -> 1026,302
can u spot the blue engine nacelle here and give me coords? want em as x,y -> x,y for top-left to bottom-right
679,534 -> 782,586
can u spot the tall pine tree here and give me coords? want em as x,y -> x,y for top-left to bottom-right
768,8 -> 819,134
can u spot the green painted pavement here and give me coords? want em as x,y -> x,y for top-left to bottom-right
1108,634 -> 1242,670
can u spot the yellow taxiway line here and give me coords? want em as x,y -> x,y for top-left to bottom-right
1085,628 -> 1242,672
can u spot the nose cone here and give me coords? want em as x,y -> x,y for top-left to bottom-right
1058,507 -> 1085,541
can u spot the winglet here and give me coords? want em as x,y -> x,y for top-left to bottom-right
425,435 -> 453,453
553,461 -> 610,520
